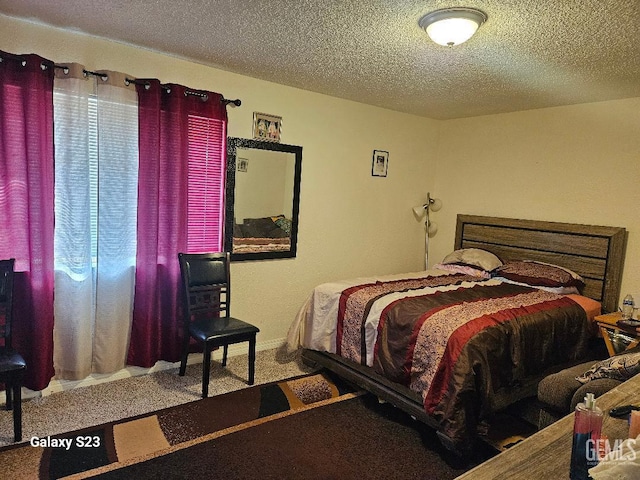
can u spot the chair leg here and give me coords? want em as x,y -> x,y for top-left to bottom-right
5,384 -> 13,411
248,335 -> 256,385
179,331 -> 190,377
202,344 -> 211,398
222,344 -> 229,367
12,383 -> 21,442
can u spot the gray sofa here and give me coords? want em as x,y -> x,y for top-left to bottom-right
537,346 -> 640,429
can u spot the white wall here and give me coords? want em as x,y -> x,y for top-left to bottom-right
234,149 -> 290,222
432,100 -> 640,306
0,15 -> 438,346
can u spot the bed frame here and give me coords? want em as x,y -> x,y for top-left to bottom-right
454,215 -> 626,314
302,215 -> 627,453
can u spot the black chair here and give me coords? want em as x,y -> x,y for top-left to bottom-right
178,252 -> 259,398
0,258 -> 26,442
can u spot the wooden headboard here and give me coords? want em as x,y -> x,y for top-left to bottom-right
455,215 -> 627,313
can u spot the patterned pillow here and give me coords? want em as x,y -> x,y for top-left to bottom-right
576,352 -> 640,384
274,217 -> 292,236
495,261 -> 585,289
440,248 -> 502,272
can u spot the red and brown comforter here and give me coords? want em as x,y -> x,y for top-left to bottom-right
333,274 -> 591,447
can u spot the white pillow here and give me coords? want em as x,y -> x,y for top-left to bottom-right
432,263 -> 491,278
441,248 -> 503,272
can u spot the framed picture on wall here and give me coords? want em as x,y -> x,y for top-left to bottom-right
252,112 -> 282,142
372,150 -> 389,177
237,158 -> 249,172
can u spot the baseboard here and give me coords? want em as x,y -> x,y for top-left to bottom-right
0,337 -> 285,405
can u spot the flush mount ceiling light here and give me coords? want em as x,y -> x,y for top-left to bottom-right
419,7 -> 487,47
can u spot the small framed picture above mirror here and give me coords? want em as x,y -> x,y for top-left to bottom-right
252,112 -> 282,143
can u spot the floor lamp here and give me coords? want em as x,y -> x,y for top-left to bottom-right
412,193 -> 442,269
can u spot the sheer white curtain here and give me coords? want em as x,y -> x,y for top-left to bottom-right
53,66 -> 139,379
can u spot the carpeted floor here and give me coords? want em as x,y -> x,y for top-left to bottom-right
1,370 -> 364,479
0,347 -> 314,448
1,366 -> 485,480
0,347 -> 515,479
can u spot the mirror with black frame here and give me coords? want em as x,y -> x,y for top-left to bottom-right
225,137 -> 302,261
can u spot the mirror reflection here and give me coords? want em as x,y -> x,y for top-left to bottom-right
225,138 -> 302,261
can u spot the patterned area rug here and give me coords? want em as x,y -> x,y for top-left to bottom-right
0,372 -> 360,479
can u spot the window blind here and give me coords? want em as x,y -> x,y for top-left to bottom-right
186,114 -> 226,253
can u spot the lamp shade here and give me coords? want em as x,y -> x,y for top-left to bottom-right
413,192 -> 443,269
419,8 -> 487,47
413,204 -> 425,217
430,197 -> 442,212
412,194 -> 442,217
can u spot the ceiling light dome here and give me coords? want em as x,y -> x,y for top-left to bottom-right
419,7 -> 487,47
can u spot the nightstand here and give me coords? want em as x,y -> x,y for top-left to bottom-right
594,312 -> 640,356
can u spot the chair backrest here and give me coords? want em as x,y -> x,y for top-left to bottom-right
0,258 -> 15,348
178,253 -> 231,323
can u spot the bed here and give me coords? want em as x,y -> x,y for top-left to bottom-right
232,215 -> 291,254
288,215 -> 627,454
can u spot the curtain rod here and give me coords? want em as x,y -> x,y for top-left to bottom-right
1,51 -> 56,71
83,69 -> 108,81
50,62 -> 240,107
0,51 -> 26,64
4,54 -> 242,107
123,75 -> 241,106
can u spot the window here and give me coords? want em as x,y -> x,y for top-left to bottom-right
53,86 -> 139,274
53,76 -> 229,373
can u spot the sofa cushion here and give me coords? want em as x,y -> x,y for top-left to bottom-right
570,379 -> 623,411
538,362 -> 599,413
538,352 -> 638,413
538,374 -> 622,429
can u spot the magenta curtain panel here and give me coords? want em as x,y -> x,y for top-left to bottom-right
0,52 -> 55,391
128,81 -> 227,367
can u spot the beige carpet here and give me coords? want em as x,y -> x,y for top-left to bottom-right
0,347 -> 315,447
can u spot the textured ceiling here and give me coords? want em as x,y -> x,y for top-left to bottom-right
1,0 -> 639,119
